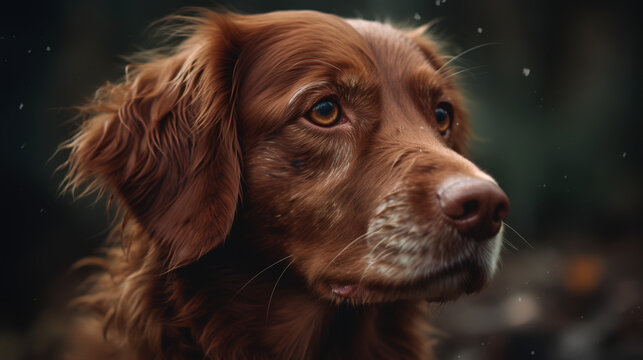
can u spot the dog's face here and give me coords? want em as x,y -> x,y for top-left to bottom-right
234,13 -> 509,303
66,10 -> 508,305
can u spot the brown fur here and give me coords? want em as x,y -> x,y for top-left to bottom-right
62,9 -> 504,359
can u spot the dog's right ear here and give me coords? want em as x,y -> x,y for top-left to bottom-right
63,11 -> 246,269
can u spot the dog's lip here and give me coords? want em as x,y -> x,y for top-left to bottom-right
330,283 -> 359,297
324,260 -> 486,302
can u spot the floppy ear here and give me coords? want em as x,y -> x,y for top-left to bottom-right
64,13 -> 242,269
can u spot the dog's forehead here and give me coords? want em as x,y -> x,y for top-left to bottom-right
236,12 -> 376,98
346,19 -> 434,79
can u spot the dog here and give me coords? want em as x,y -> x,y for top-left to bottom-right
62,9 -> 509,359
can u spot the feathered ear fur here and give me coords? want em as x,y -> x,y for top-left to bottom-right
63,12 -> 242,269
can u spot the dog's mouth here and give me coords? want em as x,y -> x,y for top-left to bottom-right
322,259 -> 487,304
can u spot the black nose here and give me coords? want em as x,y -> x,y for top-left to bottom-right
437,177 -> 510,241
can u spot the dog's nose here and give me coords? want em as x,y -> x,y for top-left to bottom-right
437,177 -> 509,240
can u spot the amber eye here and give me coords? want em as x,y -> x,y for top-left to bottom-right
307,100 -> 340,126
434,102 -> 452,133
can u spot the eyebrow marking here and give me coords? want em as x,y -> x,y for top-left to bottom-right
288,81 -> 330,106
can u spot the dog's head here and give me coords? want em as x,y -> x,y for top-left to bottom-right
65,10 -> 508,304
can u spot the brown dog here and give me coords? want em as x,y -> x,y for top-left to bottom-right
63,9 -> 509,359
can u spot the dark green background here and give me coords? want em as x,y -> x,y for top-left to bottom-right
1,0 -> 641,359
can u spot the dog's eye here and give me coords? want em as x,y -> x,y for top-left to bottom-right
307,100 -> 340,127
435,102 -> 452,133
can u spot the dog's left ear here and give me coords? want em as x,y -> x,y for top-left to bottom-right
64,13 -> 243,269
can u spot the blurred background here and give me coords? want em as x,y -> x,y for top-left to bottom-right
1,0 -> 641,359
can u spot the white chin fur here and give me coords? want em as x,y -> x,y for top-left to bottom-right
362,186 -> 504,285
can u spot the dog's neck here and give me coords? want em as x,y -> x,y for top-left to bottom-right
260,292 -> 432,359
75,230 -> 434,359
178,244 -> 433,359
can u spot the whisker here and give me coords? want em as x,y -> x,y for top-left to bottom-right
357,234 -> 397,285
265,259 -> 294,321
437,42 -> 500,73
365,234 -> 393,260
443,65 -> 484,80
503,222 -> 534,249
233,255 -> 292,299
502,237 -> 519,251
320,231 -> 378,274
358,248 -> 395,287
